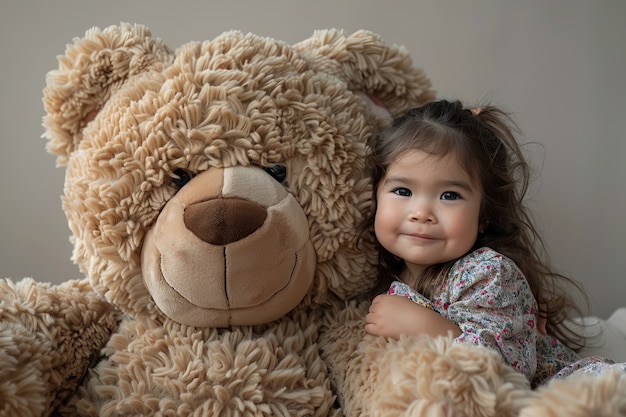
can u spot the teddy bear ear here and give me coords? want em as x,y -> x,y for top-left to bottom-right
294,29 -> 435,118
42,22 -> 173,166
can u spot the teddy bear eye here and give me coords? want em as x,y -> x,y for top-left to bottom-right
264,164 -> 287,184
172,169 -> 193,189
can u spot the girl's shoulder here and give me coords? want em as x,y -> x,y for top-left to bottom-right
455,246 -> 512,265
451,247 -> 522,281
440,247 -> 529,300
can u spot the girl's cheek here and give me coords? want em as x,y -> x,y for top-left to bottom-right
374,200 -> 388,219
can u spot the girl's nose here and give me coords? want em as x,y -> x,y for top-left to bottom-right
408,199 -> 435,223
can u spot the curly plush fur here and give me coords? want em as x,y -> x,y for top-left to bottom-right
520,369 -> 626,417
0,278 -> 117,416
1,23 -> 625,417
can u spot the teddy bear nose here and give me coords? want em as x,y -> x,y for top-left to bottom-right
184,198 -> 267,245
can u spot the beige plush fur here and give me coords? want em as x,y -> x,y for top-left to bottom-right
0,278 -> 117,416
1,22 -> 624,417
520,368 -> 626,417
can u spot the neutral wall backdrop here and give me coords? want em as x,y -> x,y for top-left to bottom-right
1,1 -> 624,319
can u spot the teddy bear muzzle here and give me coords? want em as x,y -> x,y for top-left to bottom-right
141,165 -> 317,328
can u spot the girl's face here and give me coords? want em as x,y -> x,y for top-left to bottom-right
374,149 -> 482,279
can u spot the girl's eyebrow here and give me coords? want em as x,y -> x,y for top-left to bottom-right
437,179 -> 475,193
384,175 -> 473,191
383,175 -> 408,183
381,175 -> 412,187
383,176 -> 475,193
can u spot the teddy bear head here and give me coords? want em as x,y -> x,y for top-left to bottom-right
42,23 -> 434,327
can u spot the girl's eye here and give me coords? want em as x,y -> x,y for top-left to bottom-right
441,191 -> 461,200
392,187 -> 412,197
172,169 -> 193,189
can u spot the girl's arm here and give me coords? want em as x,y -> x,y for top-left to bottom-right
365,294 -> 461,339
439,249 -> 539,378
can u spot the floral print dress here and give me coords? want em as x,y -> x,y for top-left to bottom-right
387,247 -> 623,387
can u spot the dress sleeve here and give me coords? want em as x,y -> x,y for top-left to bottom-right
433,249 -> 539,379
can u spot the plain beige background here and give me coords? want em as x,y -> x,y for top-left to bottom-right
1,1 -> 624,319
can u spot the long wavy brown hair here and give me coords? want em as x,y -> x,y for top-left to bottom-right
360,99 -> 588,350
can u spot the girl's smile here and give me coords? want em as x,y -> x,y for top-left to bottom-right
406,232 -> 436,240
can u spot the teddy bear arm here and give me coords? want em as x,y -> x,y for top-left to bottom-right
0,277 -> 119,416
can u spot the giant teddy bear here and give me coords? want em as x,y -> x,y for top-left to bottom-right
1,23 -> 625,417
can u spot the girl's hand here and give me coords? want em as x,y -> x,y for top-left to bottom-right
365,294 -> 461,339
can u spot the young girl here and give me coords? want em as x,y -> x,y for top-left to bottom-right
362,99 -> 621,387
